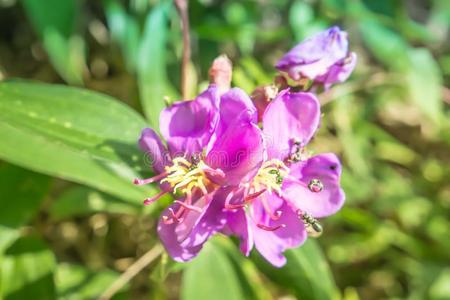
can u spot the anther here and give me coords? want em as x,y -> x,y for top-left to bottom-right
276,175 -> 284,185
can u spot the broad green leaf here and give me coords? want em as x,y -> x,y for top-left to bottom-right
21,0 -> 85,84
240,57 -> 272,86
130,0 -> 150,14
138,1 -> 176,128
360,21 -> 410,71
214,238 -> 272,300
104,0 -> 141,72
429,268 -> 450,300
254,239 -> 340,300
0,81 -> 156,203
374,141 -> 418,166
0,163 -> 51,252
289,1 -> 314,42
289,1 -> 327,42
0,236 -> 56,300
430,0 -> 450,43
56,263 -> 127,300
181,238 -> 249,300
332,96 -> 371,177
232,66 -> 256,94
49,186 -> 140,221
405,48 -> 443,124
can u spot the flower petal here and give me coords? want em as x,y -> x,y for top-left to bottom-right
221,189 -> 254,256
206,118 -> 264,186
138,128 -> 169,173
251,196 -> 307,267
219,88 -> 257,131
226,209 -> 254,256
160,85 -> 219,156
282,153 -> 345,218
157,189 -> 228,262
316,52 -> 357,89
207,88 -> 258,153
275,26 -> 349,80
262,90 -> 320,160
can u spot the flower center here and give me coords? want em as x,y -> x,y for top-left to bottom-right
161,157 -> 211,195
252,159 -> 289,195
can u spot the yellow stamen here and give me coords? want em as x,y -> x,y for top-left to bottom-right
161,158 -> 211,195
251,159 -> 288,195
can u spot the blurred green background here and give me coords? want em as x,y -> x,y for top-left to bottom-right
0,0 -> 449,299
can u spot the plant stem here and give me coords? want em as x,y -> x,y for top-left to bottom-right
175,0 -> 191,100
98,244 -> 164,300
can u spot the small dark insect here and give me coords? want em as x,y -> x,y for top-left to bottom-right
300,212 -> 323,237
308,178 -> 324,193
190,153 -> 202,165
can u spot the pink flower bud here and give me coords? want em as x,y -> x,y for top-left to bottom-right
209,54 -> 232,95
250,85 -> 278,122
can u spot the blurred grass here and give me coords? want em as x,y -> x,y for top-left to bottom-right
0,0 -> 449,299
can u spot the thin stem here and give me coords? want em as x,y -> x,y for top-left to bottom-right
319,73 -> 398,106
175,0 -> 191,100
98,244 -> 164,300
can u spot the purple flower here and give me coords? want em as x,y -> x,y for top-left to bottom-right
135,85 -> 265,262
221,89 -> 345,267
275,26 -> 357,89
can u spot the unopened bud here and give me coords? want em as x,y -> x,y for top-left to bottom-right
251,85 -> 278,122
209,54 -> 232,95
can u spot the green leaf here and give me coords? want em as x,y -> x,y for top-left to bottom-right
0,81 -> 156,204
232,66 -> 256,94
56,263 -> 127,300
289,1 -> 327,42
0,236 -> 56,300
214,238 -> 273,300
104,0 -> 141,72
360,20 -> 410,71
240,57 -> 272,86
181,238 -> 249,300
49,186 -> 140,221
429,268 -> 450,300
138,1 -> 176,128
405,48 -> 443,124
254,239 -> 340,300
21,0 -> 85,84
0,163 -> 51,252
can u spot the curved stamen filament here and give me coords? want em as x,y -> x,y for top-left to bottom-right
143,191 -> 167,206
175,200 -> 203,213
244,189 -> 267,202
260,194 -> 282,221
257,223 -> 286,231
163,208 -> 184,224
225,190 -> 246,210
134,172 -> 168,185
